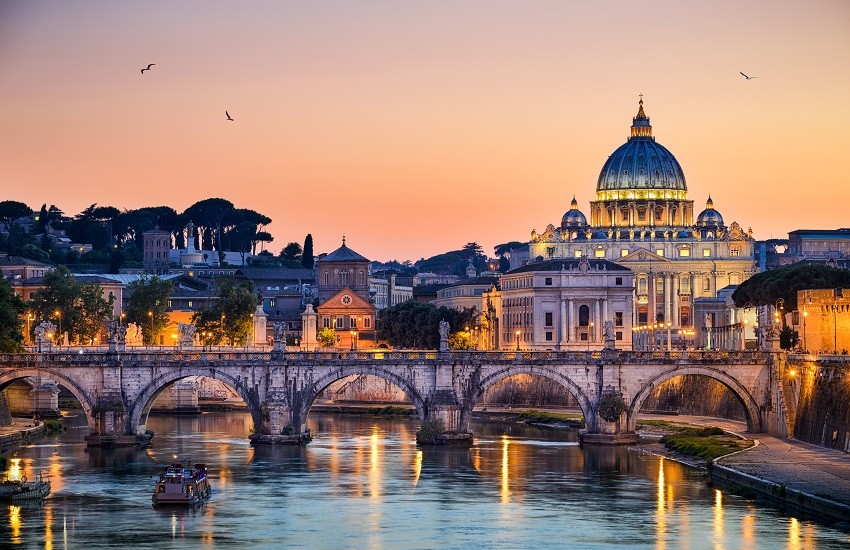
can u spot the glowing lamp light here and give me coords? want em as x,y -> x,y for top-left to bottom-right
788,369 -> 797,377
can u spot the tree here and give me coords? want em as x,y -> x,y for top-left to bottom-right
279,242 -> 302,266
732,264 -> 850,312
0,277 -> 25,352
317,327 -> 336,348
125,276 -> 173,345
184,198 -> 236,265
0,200 -> 33,253
301,234 -> 314,269
76,284 -> 115,345
192,277 -> 256,346
28,266 -> 113,345
377,300 -> 478,349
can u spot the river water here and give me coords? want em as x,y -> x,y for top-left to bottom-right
1,411 -> 848,548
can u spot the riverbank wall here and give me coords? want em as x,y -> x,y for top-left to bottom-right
0,420 -> 46,454
786,356 -> 850,452
710,462 -> 850,524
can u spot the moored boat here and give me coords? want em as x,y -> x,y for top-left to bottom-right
152,463 -> 211,506
0,472 -> 51,501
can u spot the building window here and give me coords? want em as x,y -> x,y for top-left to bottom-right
638,210 -> 646,221
655,249 -> 664,257
656,278 -> 664,293
578,305 -> 590,327
621,249 -> 629,257
595,248 -> 605,258
703,277 -> 711,292
638,277 -> 647,294
545,277 -> 552,286
678,248 -> 690,257
323,317 -> 330,328
574,250 -> 582,258
546,247 -> 555,258
340,271 -> 349,286
335,317 -> 344,329
615,277 -> 623,286
324,271 -> 330,285
270,299 -> 276,308
702,249 -> 711,257
638,306 -> 648,324
188,301 -> 193,308
364,317 -> 371,328
167,300 -> 172,308
349,316 -> 356,328
730,246 -> 740,257
545,312 -> 553,326
359,271 -> 365,284
616,331 -> 623,341
615,312 -> 623,327
680,277 -> 690,293
545,331 -> 553,341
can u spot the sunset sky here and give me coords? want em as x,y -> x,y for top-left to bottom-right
1,1 -> 849,262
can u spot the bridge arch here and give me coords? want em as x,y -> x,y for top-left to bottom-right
0,368 -> 97,431
473,365 -> 592,422
628,366 -> 762,433
127,368 -> 263,436
298,365 -> 428,431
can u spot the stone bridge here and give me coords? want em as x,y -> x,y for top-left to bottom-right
0,349 -> 792,446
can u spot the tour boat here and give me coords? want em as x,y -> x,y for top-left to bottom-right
151,462 -> 211,506
0,472 -> 51,502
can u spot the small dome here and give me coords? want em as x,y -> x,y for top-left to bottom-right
696,196 -> 724,227
561,196 -> 588,230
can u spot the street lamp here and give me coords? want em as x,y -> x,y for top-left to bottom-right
515,329 -> 521,351
666,322 -> 672,352
26,313 -> 34,345
54,310 -> 61,345
350,330 -> 356,351
147,310 -> 153,346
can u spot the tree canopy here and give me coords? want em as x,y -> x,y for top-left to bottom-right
0,276 -> 25,352
377,300 -> 478,349
193,278 -> 256,346
732,263 -> 850,311
125,276 -> 173,345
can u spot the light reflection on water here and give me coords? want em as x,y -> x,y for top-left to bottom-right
0,411 -> 848,548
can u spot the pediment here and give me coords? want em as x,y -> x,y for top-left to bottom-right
318,287 -> 374,310
616,247 -> 673,264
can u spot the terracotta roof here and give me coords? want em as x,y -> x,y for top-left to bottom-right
318,243 -> 369,263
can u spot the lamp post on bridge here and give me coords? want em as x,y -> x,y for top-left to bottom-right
515,329 -> 521,351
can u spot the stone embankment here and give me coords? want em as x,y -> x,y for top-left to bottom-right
635,414 -> 850,526
0,418 -> 46,453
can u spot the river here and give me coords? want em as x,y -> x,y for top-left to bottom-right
1,411 -> 848,548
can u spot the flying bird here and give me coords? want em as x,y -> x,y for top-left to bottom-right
226,111 -> 234,121
739,72 -> 757,80
141,63 -> 155,74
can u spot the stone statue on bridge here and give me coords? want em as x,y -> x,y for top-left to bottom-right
439,319 -> 449,352
34,321 -> 57,349
272,322 -> 286,352
126,323 -> 143,346
107,321 -> 127,352
603,320 -> 616,350
177,323 -> 196,348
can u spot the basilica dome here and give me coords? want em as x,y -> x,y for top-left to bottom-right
696,196 -> 724,227
561,197 -> 588,229
596,100 -> 687,194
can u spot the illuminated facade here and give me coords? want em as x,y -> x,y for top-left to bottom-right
526,99 -> 757,331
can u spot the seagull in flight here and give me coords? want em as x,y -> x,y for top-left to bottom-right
141,63 -> 156,74
226,111 -> 234,121
740,72 -> 757,80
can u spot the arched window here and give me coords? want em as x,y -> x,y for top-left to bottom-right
578,305 -> 590,327
323,271 -> 330,286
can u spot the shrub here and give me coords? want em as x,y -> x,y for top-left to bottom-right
43,419 -> 62,433
598,395 -> 626,422
417,417 -> 445,443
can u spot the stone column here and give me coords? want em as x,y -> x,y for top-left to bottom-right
252,304 -> 267,346
559,297 -> 568,348
568,299 -> 575,343
594,299 -> 601,342
301,304 -> 318,351
671,273 -> 680,327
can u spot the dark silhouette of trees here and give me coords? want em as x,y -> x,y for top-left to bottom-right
732,263 -> 850,311
193,278 -> 256,346
0,200 -> 33,253
301,234 -> 314,269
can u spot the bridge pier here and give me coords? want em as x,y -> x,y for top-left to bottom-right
416,391 -> 473,445
249,402 -> 312,446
